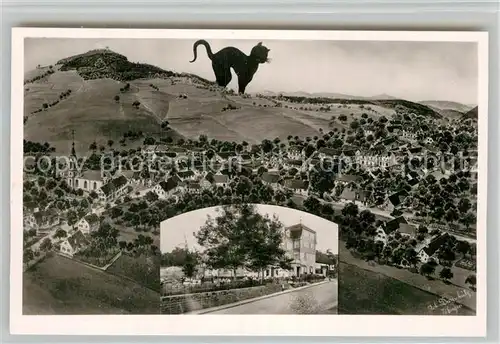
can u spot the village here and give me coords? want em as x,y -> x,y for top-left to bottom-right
22,93 -> 478,301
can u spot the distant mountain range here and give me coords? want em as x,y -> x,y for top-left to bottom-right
259,90 -> 397,101
419,100 -> 475,113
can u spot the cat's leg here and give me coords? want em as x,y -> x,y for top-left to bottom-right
212,61 -> 232,87
238,77 -> 249,95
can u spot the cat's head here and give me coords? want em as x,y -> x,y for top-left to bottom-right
251,42 -> 271,63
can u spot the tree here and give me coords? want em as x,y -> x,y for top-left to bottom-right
40,238 -> 53,251
23,248 -> 34,262
67,210 -> 78,229
54,229 -> 67,239
439,267 -> 454,283
195,203 -> 288,281
420,262 -> 436,277
465,274 -> 476,289
456,240 -> 470,258
182,250 -> 198,278
145,191 -> 159,202
107,139 -> 114,148
114,95 -> 120,102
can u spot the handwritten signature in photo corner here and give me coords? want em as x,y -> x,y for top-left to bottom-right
427,289 -> 473,315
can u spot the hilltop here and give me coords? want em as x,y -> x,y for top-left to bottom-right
419,100 -> 473,113
461,106 -> 478,121
24,49 -> 445,154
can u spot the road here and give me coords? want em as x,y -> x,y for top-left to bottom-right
207,280 -> 338,314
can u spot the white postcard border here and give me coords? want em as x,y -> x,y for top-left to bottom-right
10,28 -> 489,337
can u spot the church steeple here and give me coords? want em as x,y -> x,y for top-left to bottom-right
70,129 -> 76,157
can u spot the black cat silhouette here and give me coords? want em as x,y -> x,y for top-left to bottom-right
190,40 -> 270,94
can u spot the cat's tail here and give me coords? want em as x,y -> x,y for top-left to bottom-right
190,40 -> 214,63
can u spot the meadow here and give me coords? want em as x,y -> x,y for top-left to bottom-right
338,262 -> 475,315
23,253 -> 159,315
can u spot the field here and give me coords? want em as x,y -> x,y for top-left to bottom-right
23,253 -> 159,314
23,68 -> 402,151
339,241 -> 476,311
24,76 -> 181,154
106,253 -> 161,292
338,262 -> 475,315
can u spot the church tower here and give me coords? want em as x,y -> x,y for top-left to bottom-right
67,130 -> 79,187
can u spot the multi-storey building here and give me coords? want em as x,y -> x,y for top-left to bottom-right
281,223 -> 317,276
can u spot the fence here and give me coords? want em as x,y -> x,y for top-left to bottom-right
161,283 -> 282,314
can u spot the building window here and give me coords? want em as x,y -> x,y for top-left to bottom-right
84,181 -> 88,189
93,182 -> 97,190
75,179 -> 79,187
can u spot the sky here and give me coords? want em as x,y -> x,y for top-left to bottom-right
160,204 -> 338,254
25,38 -> 478,104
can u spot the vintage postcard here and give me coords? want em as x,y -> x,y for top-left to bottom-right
10,28 -> 488,336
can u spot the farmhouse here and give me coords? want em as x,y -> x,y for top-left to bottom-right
335,174 -> 361,186
97,175 -> 129,202
153,178 -> 179,199
374,227 -> 388,246
287,146 -> 304,160
283,179 -> 308,196
339,187 -> 367,205
176,170 -> 196,181
386,190 -> 409,212
417,233 -> 450,264
60,230 -> 89,257
77,213 -> 100,235
29,209 -> 60,230
212,174 -> 230,188
261,171 -> 280,187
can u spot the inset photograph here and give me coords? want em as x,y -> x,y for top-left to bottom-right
160,203 -> 338,314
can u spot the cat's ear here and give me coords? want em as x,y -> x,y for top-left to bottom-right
257,42 -> 262,46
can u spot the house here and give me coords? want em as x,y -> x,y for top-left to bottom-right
406,171 -> 421,187
185,181 -> 201,194
374,227 -> 388,246
401,130 -> 418,141
153,178 -> 179,199
283,179 -> 308,196
386,190 -> 409,212
141,145 -> 158,156
213,174 -> 230,188
32,209 -> 60,230
283,159 -> 304,171
335,174 -> 361,186
318,147 -> 341,159
97,175 -> 129,202
339,187 -> 367,205
115,169 -> 141,184
384,216 -> 409,234
424,137 -> 434,145
398,223 -> 417,237
417,233 -> 450,264
215,151 -> 237,162
288,146 -> 304,160
176,170 -> 196,181
262,171 -> 280,187
60,230 -> 89,257
77,213 -> 100,235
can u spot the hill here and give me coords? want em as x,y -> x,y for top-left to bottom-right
261,91 -> 397,101
461,106 -> 478,121
419,100 -> 473,113
24,49 -> 444,153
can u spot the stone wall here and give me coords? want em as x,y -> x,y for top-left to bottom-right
161,283 -> 282,314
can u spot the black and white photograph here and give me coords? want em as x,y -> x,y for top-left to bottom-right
160,204 -> 338,314
10,28 -> 488,336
